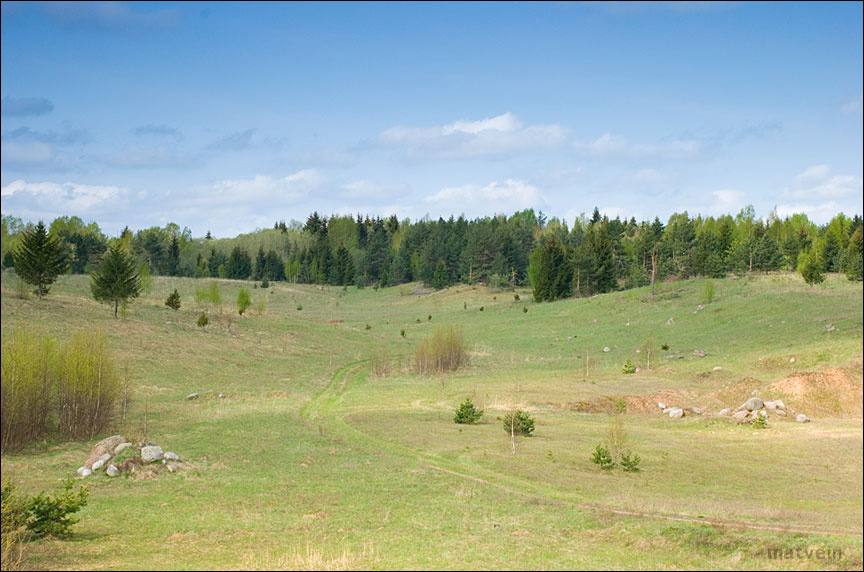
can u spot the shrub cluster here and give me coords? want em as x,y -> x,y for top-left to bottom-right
1,329 -> 120,451
414,325 -> 468,375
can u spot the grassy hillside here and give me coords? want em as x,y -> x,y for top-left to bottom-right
1,271 -> 862,570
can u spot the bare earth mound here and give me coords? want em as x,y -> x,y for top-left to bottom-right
769,364 -> 863,418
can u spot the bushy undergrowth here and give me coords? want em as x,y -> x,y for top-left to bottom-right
414,324 -> 468,375
1,329 -> 119,451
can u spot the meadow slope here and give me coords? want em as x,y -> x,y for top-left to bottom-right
1,271 -> 862,570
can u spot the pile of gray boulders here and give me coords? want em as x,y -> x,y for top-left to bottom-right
657,403 -> 704,418
717,397 -> 810,424
656,397 -> 810,424
75,435 -> 187,478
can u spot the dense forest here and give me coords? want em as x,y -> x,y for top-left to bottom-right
2,207 -> 862,300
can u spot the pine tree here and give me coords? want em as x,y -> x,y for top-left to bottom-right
165,288 -> 181,311
13,221 -> 68,299
90,244 -> 142,317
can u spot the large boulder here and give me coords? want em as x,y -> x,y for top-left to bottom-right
744,397 -> 764,412
76,466 -> 92,478
85,435 -> 126,468
141,445 -> 164,463
668,408 -> 684,419
106,464 -> 120,477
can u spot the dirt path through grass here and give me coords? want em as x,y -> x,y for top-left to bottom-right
304,361 -> 863,538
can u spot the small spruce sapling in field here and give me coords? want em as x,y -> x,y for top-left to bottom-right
502,410 -> 534,436
523,306 -> 528,313
23,478 -> 90,538
751,414 -> 768,429
620,451 -> 641,472
454,397 -> 484,424
165,289 -> 181,311
622,359 -> 637,374
197,312 -> 209,328
591,444 -> 616,470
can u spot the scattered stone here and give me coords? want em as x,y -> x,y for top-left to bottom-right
775,409 -> 787,416
665,317 -> 675,325
76,466 -> 92,478
718,408 -> 731,417
166,464 -> 177,473
758,410 -> 768,418
732,411 -> 749,423
106,464 -> 120,477
186,392 -> 199,400
744,397 -> 764,411
668,408 -> 684,419
114,442 -> 132,454
141,445 -> 164,463
826,324 -> 836,332
92,458 -> 107,471
163,452 -> 180,461
657,402 -> 667,410
693,350 -> 706,357
774,399 -> 786,409
713,366 -> 723,371
663,408 -> 674,414
218,393 -> 226,398
692,407 -> 704,415
602,346 -> 611,353
790,357 -> 796,363
796,414 -> 810,423
85,435 -> 126,468
764,401 -> 777,410
750,389 -> 759,395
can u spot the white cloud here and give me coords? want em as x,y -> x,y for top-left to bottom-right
1,179 -> 127,213
841,95 -> 862,114
425,179 -> 544,217
712,189 -> 746,212
199,169 -> 323,208
787,165 -> 861,200
775,202 -> 845,224
795,164 -> 831,185
379,112 -> 567,159
574,132 -> 704,160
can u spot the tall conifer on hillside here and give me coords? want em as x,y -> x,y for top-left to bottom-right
13,220 -> 68,299
90,244 -> 142,317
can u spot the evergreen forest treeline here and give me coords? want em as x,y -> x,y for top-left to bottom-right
2,207 -> 862,299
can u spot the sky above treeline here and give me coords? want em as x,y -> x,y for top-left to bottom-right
1,1 -> 862,238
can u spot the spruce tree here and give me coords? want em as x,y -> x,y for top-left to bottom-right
13,221 -> 68,299
90,244 -> 142,317
165,288 -> 181,311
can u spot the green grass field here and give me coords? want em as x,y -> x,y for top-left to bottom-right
2,271 -> 862,570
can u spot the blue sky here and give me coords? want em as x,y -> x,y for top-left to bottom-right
1,1 -> 861,237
